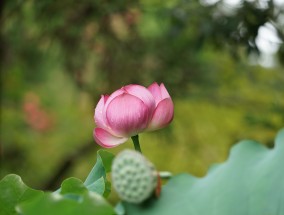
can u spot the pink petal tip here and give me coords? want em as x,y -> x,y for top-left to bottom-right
94,128 -> 128,148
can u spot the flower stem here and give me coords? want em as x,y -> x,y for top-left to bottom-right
159,171 -> 172,179
131,135 -> 142,153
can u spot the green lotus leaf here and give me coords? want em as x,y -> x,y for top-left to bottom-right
18,191 -> 115,215
18,177 -> 115,215
60,177 -> 87,195
84,150 -> 114,197
124,128 -> 284,215
0,174 -> 43,215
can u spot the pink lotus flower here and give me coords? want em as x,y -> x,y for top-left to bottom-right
93,83 -> 174,148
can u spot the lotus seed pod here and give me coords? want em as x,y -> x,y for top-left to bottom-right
112,149 -> 158,204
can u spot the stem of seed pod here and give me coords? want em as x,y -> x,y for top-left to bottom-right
131,135 -> 142,153
159,171 -> 172,179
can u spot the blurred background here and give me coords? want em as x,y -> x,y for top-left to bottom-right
1,0 -> 284,201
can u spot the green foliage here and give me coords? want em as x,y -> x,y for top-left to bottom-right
60,177 -> 87,195
19,183 -> 115,215
2,0 -> 283,97
84,150 -> 115,197
124,128 -> 284,215
0,174 -> 43,215
1,130 -> 284,214
0,151 -> 116,215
